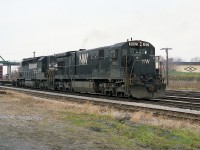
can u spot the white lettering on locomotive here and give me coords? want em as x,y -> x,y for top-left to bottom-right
129,42 -> 150,47
49,62 -> 58,70
129,42 -> 139,47
79,53 -> 88,65
29,63 -> 37,69
142,59 -> 150,64
143,42 -> 150,47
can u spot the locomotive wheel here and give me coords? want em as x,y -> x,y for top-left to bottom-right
117,92 -> 125,98
106,91 -> 112,97
117,92 -> 120,97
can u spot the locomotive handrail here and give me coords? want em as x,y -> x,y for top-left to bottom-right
130,60 -> 142,75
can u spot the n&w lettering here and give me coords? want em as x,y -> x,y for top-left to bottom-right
79,53 -> 88,65
142,59 -> 150,64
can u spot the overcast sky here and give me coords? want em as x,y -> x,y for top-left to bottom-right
0,0 -> 200,62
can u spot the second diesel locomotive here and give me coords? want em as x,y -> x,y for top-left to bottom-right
15,40 -> 166,99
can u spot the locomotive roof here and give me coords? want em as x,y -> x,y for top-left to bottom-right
55,51 -> 76,58
21,40 -> 154,61
38,56 -> 45,61
77,42 -> 126,52
22,56 -> 42,63
110,40 -> 154,48
80,40 -> 154,52
110,42 -> 126,48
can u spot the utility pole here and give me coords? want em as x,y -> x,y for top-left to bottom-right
160,48 -> 172,86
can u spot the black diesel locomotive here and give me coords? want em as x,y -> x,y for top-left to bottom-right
15,40 -> 166,99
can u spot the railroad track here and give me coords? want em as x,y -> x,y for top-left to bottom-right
1,85 -> 200,122
166,90 -> 200,98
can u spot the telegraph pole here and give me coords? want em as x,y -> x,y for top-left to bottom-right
160,48 -> 172,86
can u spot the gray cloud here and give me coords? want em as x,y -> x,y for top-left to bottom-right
0,0 -> 200,61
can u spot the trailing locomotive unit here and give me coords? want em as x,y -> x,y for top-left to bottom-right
15,55 -> 57,88
15,40 -> 166,99
54,40 -> 165,99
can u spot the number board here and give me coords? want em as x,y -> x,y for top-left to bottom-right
129,41 -> 150,47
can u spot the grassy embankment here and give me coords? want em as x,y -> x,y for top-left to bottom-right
8,91 -> 200,150
168,71 -> 200,90
61,111 -> 200,149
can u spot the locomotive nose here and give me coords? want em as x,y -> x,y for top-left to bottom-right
146,84 -> 156,92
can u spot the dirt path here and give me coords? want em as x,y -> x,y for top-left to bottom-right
0,91 -> 118,150
1,91 -> 200,150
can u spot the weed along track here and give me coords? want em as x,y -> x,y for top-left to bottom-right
0,86 -> 200,149
1,86 -> 200,122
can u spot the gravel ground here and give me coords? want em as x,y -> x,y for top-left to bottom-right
0,92 -> 118,150
1,90 -> 200,150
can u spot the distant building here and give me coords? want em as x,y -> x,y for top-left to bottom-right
173,62 -> 200,73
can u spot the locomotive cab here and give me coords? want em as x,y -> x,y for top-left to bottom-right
122,41 -> 166,99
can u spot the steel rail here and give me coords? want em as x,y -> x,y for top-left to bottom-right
1,86 -> 200,122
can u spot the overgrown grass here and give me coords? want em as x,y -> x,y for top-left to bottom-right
60,111 -> 200,150
168,80 -> 200,90
4,91 -> 200,149
168,71 -> 200,90
169,71 -> 200,81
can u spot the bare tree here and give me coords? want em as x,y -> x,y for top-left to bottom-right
11,67 -> 20,80
173,57 -> 184,62
190,57 -> 200,62
163,57 -> 184,71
